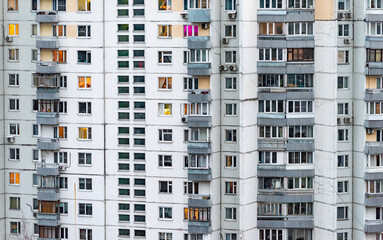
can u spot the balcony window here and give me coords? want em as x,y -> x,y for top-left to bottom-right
184,77 -> 199,90
184,0 -> 210,9
259,48 -> 283,61
287,100 -> 313,113
287,202 -> 313,215
367,154 -> 383,167
288,22 -> 313,35
367,23 -> 383,36
287,177 -> 313,189
259,22 -> 283,35
288,152 -> 313,164
189,49 -> 210,63
288,229 -> 312,240
259,126 -> 283,138
184,25 -> 198,37
8,0 -> 18,11
184,103 -> 210,116
189,155 -> 210,168
367,49 -> 383,62
53,50 -> 67,63
184,182 -> 199,194
158,25 -> 172,38
287,74 -> 313,88
259,100 -> 284,113
258,74 -> 284,88
259,229 -> 283,240
288,0 -> 314,8
78,0 -> 91,11
259,152 -> 278,164
288,125 -> 313,138
369,0 -> 383,8
159,0 -> 172,10
184,207 -> 211,221
258,203 -> 283,216
260,0 -> 283,8
367,180 -> 383,193
258,177 -> 284,190
287,48 -> 314,62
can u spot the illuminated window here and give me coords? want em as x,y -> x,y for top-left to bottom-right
10,222 -> 20,234
9,172 -> 20,185
79,127 -> 92,140
8,0 -> 18,11
8,24 -> 19,36
55,126 -> 68,139
53,50 -> 67,63
158,77 -> 172,89
78,77 -> 91,89
158,25 -> 172,38
159,0 -> 171,10
53,25 -> 66,37
78,0 -> 91,11
159,104 -> 172,116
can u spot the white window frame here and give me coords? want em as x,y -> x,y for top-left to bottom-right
338,76 -> 349,89
259,0 -> 283,9
8,74 -> 19,87
159,181 -> 172,193
338,129 -> 349,142
225,103 -> 237,116
225,51 -> 237,64
259,229 -> 283,240
224,25 -> 237,38
259,48 -> 284,61
9,99 -> 19,111
225,155 -> 237,168
9,148 -> 20,161
338,50 -> 349,64
78,127 -> 92,140
225,181 -> 237,194
8,48 -> 19,61
158,25 -> 172,38
158,51 -> 172,64
259,22 -> 284,35
54,152 -> 68,165
338,0 -> 350,10
225,207 -> 237,220
338,24 -> 349,37
288,151 -> 313,164
225,129 -> 237,142
79,229 -> 92,240
337,181 -> 349,193
158,155 -> 172,168
78,203 -> 93,216
288,125 -> 313,138
77,25 -> 91,38
159,207 -> 172,220
337,206 -> 349,220
189,49 -> 210,63
259,100 -> 284,113
159,129 -> 173,142
225,77 -> 237,90
158,103 -> 172,116
184,181 -> 199,194
337,232 -> 348,240
79,178 -> 92,191
183,77 -> 199,90
287,22 -> 313,35
287,100 -> 313,113
78,102 -> 92,115
338,102 -> 349,116
158,77 -> 172,90
259,126 -> 284,138
366,154 -> 383,167
9,123 -> 20,135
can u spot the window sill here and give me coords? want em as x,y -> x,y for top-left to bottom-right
77,138 -> 92,141
78,164 -> 92,167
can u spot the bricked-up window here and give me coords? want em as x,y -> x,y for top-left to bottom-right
367,49 -> 383,62
259,22 -> 283,35
287,48 -> 314,62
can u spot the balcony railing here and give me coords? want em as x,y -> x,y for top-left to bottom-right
36,36 -> 59,49
33,74 -> 60,88
37,163 -> 60,176
37,138 -> 60,151
36,11 -> 59,23
188,89 -> 211,103
36,62 -> 59,74
365,219 -> 383,233
188,194 -> 211,208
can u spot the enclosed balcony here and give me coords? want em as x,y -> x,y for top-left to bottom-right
36,36 -> 59,49
187,207 -> 211,234
33,74 -> 60,88
365,193 -> 383,207
37,62 -> 59,74
38,213 -> 60,227
188,194 -> 211,208
184,102 -> 212,128
38,226 -> 59,240
36,88 -> 59,100
187,9 -> 211,23
188,36 -> 211,49
37,188 -> 60,201
188,142 -> 211,154
188,168 -> 212,181
188,63 -> 211,76
365,219 -> 383,233
37,138 -> 60,150
36,100 -> 60,125
365,141 -> 383,155
36,11 -> 59,23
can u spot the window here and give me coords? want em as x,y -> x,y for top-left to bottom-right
10,197 -> 20,210
258,203 -> 283,217
337,206 -> 349,220
288,152 -> 313,164
225,129 -> 237,142
159,129 -> 172,142
185,234 -> 204,240
287,100 -> 313,113
225,181 -> 237,194
183,25 -> 198,37
60,177 -> 68,189
159,207 -> 172,219
9,99 -> 19,111
158,25 -> 172,37
338,76 -> 349,89
118,35 -> 129,43
184,77 -> 199,90
9,123 -> 20,135
79,229 -> 92,240
225,208 -> 237,220
135,230 -> 146,237
338,155 -> 349,167
32,49 -> 38,61
288,125 -> 313,138
225,51 -> 237,63
78,0 -> 91,11
225,25 -> 237,37
79,102 -> 92,114
338,24 -> 349,37
184,182 -> 199,194
259,22 -> 283,35
287,74 -> 313,88
338,0 -> 349,10
60,76 -> 67,88
159,232 -> 173,240
9,24 -> 19,36
338,50 -> 349,63
79,203 -> 92,216
338,129 -> 349,141
9,74 -> 19,86
159,103 -> 172,116
33,149 -> 39,161
118,24 -> 129,32
158,51 -> 172,64
368,0 -> 383,8
259,177 -> 284,189
59,102 -> 67,113
78,51 -> 91,63
118,0 -> 129,4
287,48 -> 314,62
52,50 -> 67,63
338,103 -> 349,116
337,232 -> 348,240
33,174 -> 38,186
33,198 -> 38,210
287,22 -> 313,35
189,49 -> 210,63
9,49 -> 19,61
9,172 -> 20,185
32,24 -> 37,36
118,50 -> 129,58
159,155 -> 172,167
259,48 -> 283,61
159,0 -> 172,10
79,178 -> 92,190
260,0 -> 283,8
60,202 -> 68,214
159,181 -> 172,193
225,77 -> 237,90
287,202 -> 313,215
118,9 -> 129,17
33,124 -> 39,136
259,126 -> 283,138
8,0 -> 18,11
288,0 -> 313,8
226,233 -> 238,240
338,181 -> 349,193
60,227 -> 69,239
53,25 -> 67,37
158,77 -> 172,90
78,77 -> 91,89
367,22 -> 383,36
79,127 -> 92,140
134,24 -> 145,31
225,0 -> 236,10
10,222 -> 20,234
287,177 -> 313,189
78,25 -> 91,38
226,156 -> 237,168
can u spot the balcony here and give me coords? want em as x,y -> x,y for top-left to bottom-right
188,36 -> 211,49
187,9 -> 211,23
365,193 -> 383,207
286,139 -> 315,151
187,63 -> 211,76
258,139 -> 286,151
366,62 -> 383,75
36,37 -> 59,49
365,219 -> 383,233
365,141 -> 383,155
36,88 -> 59,100
37,62 -> 59,74
188,168 -> 212,181
37,138 -> 60,151
37,226 -> 60,240
257,62 -> 287,74
258,218 -> 314,229
258,193 -> 314,203
365,89 -> 383,101
33,74 -> 60,88
36,11 -> 59,23
188,90 -> 211,103
37,188 -> 60,201
37,163 -> 60,176
187,116 -> 212,128
188,194 -> 211,208
188,220 -> 211,234
37,213 -> 60,227
188,141 -> 211,154
258,166 -> 314,178
286,9 -> 314,21
366,36 -> 383,49
37,112 -> 59,125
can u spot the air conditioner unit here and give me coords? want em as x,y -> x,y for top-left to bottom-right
344,117 -> 352,123
201,23 -> 209,29
228,12 -> 237,19
58,166 -> 63,170
344,39 -> 350,44
181,13 -> 188,19
337,118 -> 343,124
345,12 -> 352,19
33,212 -> 37,218
337,12 -> 344,19
219,65 -> 228,71
222,38 -> 229,44
182,117 -> 187,123
7,136 -> 15,143
5,36 -> 13,42
367,128 -> 375,134
229,65 -> 238,71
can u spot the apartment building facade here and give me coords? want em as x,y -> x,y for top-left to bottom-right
1,0 -> 383,240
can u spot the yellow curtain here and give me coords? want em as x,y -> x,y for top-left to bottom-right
78,0 -> 86,11
79,128 -> 87,139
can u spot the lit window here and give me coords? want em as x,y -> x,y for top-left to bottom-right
53,25 -> 66,37
79,127 -> 92,140
158,25 -> 172,38
55,126 -> 68,139
78,0 -> 91,11
8,0 -> 18,11
8,24 -> 19,36
9,172 -> 20,185
53,50 -> 67,63
158,77 -> 172,90
10,222 -> 20,234
225,156 -> 237,168
159,103 -> 172,116
78,77 -> 91,89
183,25 -> 198,37
159,0 -> 172,10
